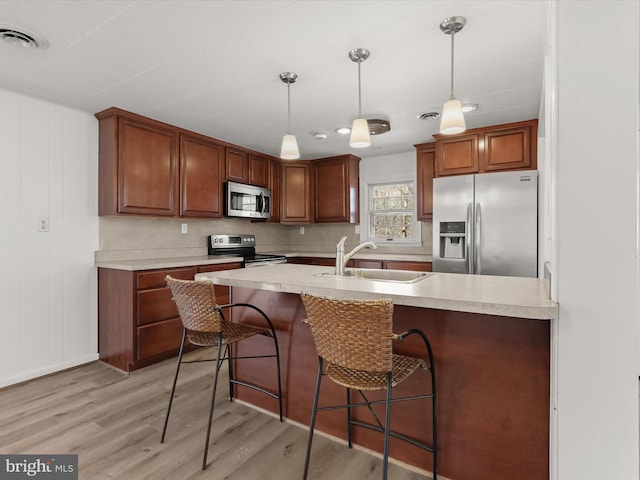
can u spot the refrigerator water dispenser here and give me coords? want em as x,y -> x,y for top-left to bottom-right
439,222 -> 466,259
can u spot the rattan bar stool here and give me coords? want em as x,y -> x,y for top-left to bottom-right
300,292 -> 437,480
161,275 -> 283,470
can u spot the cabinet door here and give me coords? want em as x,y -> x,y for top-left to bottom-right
180,134 -> 224,218
483,125 -> 533,172
416,143 -> 435,221
118,116 -> 179,215
353,259 -> 383,269
248,153 -> 268,187
225,147 -> 249,183
281,161 -> 313,224
315,155 -> 360,223
435,133 -> 479,176
385,261 -> 432,272
268,158 -> 281,223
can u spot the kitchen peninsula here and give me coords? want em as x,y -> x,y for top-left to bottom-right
195,264 -> 557,480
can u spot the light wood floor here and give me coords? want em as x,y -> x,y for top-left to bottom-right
0,350 -> 430,480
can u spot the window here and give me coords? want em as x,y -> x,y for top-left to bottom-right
363,180 -> 421,245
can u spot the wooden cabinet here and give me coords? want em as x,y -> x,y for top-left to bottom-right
314,155 -> 360,223
268,158 -> 281,223
435,133 -> 480,176
224,148 -> 269,187
353,259 -> 383,269
248,153 -> 269,187
385,261 -> 432,272
98,262 -> 242,372
287,256 -> 431,272
433,119 -> 537,177
280,161 -> 314,224
224,147 -> 249,183
97,108 -> 179,216
483,123 -> 535,172
179,133 -> 224,218
97,107 -> 229,219
415,142 -> 435,221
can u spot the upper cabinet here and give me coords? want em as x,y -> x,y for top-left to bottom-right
314,154 -> 360,223
415,142 -> 435,221
97,108 -> 179,216
280,161 -> 314,224
248,153 -> 269,187
433,119 -> 537,177
268,157 -> 281,223
224,147 -> 249,183
179,133 -> 224,218
224,148 -> 269,187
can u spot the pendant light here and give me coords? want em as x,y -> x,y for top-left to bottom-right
439,16 -> 466,135
280,72 -> 300,160
349,48 -> 371,148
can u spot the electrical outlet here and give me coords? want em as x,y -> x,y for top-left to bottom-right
299,226 -> 305,235
181,223 -> 188,234
354,225 -> 360,234
38,217 -> 49,232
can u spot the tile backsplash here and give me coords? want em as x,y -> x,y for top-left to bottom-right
96,216 -> 432,262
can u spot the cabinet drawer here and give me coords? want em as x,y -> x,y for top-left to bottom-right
137,317 -> 185,361
137,288 -> 179,325
137,267 -> 196,289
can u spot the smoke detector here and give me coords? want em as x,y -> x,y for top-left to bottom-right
0,24 -> 48,49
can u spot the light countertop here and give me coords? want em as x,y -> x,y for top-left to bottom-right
195,263 -> 557,320
94,252 -> 432,271
95,255 -> 244,271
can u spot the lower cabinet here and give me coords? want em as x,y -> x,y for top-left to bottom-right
98,262 -> 242,372
288,257 -> 431,271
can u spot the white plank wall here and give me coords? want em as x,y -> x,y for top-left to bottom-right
0,88 -> 99,388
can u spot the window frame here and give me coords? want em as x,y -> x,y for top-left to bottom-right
360,176 -> 422,246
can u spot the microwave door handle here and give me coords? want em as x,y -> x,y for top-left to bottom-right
259,193 -> 265,214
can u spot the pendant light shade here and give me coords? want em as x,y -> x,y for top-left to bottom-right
349,48 -> 371,148
439,16 -> 466,135
440,99 -> 466,135
280,133 -> 299,160
279,72 -> 300,160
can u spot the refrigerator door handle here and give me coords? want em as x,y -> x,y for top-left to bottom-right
475,202 -> 482,274
466,203 -> 473,274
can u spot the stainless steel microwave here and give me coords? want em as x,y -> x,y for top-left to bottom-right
225,181 -> 271,219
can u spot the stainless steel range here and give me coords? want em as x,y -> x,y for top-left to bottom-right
207,234 -> 287,267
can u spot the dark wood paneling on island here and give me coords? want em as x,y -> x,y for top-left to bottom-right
228,288 -> 550,480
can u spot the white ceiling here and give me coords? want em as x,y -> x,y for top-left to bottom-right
0,1 -> 547,159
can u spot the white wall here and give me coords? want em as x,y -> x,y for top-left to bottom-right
0,88 -> 99,388
552,1 -> 639,479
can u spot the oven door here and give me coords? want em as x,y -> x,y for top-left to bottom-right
225,181 -> 271,219
244,258 -> 287,268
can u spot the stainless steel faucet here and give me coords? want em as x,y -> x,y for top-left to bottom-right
335,236 -> 377,275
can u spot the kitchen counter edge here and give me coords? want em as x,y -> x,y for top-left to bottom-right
95,255 -> 244,271
196,263 -> 558,320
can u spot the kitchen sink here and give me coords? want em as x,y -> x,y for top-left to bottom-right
317,268 -> 434,283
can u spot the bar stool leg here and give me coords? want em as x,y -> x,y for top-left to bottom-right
346,388 -> 353,448
303,357 -> 324,480
202,337 -> 224,470
226,344 -> 234,402
160,328 -> 187,443
382,372 -> 392,480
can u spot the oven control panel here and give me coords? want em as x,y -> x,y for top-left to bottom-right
209,234 -> 255,250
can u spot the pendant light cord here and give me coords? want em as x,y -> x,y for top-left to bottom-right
287,81 -> 292,134
357,59 -> 363,118
450,31 -> 455,100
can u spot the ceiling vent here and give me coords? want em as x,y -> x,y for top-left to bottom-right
416,112 -> 441,121
367,118 -> 390,135
0,24 -> 48,48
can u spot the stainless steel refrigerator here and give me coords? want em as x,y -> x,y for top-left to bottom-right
432,170 -> 537,277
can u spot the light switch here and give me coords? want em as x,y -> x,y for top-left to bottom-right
181,223 -> 188,234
